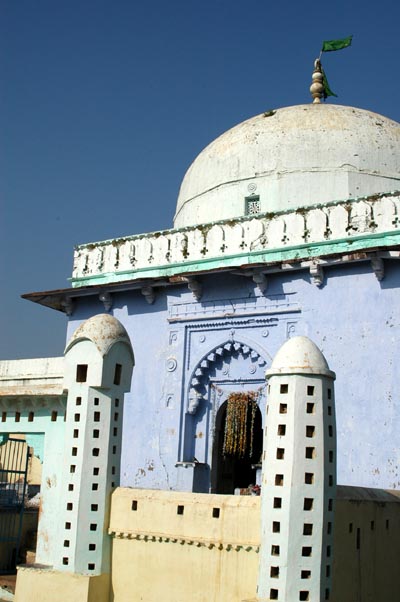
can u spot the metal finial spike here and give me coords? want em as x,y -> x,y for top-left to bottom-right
310,58 -> 324,104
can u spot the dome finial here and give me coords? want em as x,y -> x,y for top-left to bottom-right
310,58 -> 324,103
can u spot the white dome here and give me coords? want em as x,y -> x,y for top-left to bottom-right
174,104 -> 400,228
65,314 -> 133,359
266,336 -> 335,378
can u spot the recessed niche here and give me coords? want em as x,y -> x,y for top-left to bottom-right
278,425 -> 286,436
280,384 -> 288,394
92,483 -> 98,491
90,523 -> 97,531
114,364 -> 122,385
279,404 -> 287,414
306,426 -> 315,438
70,465 -> 76,474
275,474 -> 284,486
271,545 -> 280,556
305,473 -> 314,485
212,507 -> 220,518
94,398 -> 99,406
76,397 -> 82,406
327,522 -> 332,534
327,389 -> 332,400
1,412 -> 6,422
28,412 -> 34,422
305,447 -> 315,459
115,398 -> 120,407
94,412 -> 100,422
88,563 -> 95,570
307,386 -> 314,396
15,412 -> 20,422
76,364 -> 88,383
299,591 -> 309,601
329,451 -> 334,462
91,504 -> 98,511
89,543 -> 96,551
325,588 -> 330,600
51,411 -> 58,422
73,429 -> 79,438
63,540 -> 70,547
329,475 -> 333,486
62,557 -> 69,566
306,403 -> 315,414
93,430 -> 100,439
301,547 -> 312,557
303,524 -> 313,535
74,414 -> 80,422
66,503 -> 73,511
65,522 -> 71,530
270,589 -> 278,600
303,498 -> 313,511
328,499 -> 333,511
276,448 -> 285,460
132,500 -> 138,511
273,497 -> 282,509
301,570 -> 311,579
93,467 -> 99,476
328,406 -> 332,416
270,566 -> 279,578
68,484 -> 74,492
328,425 -> 333,436
272,521 -> 280,533
113,427 -> 118,436
177,505 -> 184,515
92,448 -> 100,457
114,412 -> 119,421
71,447 -> 77,457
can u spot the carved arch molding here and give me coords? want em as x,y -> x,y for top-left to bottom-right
187,340 -> 268,414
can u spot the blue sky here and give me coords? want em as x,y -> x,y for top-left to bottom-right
1,0 -> 400,359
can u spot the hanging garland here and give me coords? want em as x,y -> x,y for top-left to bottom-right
222,391 -> 258,458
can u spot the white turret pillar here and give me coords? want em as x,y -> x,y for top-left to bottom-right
15,314 -> 134,602
257,336 -> 336,602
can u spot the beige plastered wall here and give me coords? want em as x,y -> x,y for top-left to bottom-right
109,486 -> 400,602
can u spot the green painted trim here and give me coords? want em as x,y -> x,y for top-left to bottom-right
71,229 -> 400,288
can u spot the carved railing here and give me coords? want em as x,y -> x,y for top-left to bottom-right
72,192 -> 400,286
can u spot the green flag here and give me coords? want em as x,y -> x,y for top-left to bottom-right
322,68 -> 337,99
321,35 -> 353,52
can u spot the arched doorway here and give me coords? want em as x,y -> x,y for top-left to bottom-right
211,393 -> 263,494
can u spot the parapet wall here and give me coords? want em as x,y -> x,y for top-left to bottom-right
109,486 -> 400,602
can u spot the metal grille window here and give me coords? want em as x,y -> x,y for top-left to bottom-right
245,195 -> 261,215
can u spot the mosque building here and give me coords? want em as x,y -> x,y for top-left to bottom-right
0,61 -> 400,601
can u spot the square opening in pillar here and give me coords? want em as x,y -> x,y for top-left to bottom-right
277,424 -> 286,436
28,412 -> 34,422
326,545 -> 331,557
90,523 -> 97,531
328,406 -> 332,415
325,589 -> 330,600
94,397 -> 99,406
212,507 -> 220,518
303,524 -> 313,535
327,388 -> 332,400
303,498 -> 313,511
328,475 -> 333,486
63,540 -> 70,547
93,467 -> 99,476
326,565 -> 331,577
305,473 -> 314,484
51,411 -> 58,421
76,364 -> 88,382
92,483 -> 98,491
114,364 -> 122,385
93,430 -> 100,438
272,521 -> 280,533
76,397 -> 82,406
73,429 -> 79,438
329,450 -> 334,462
89,544 -> 96,551
301,547 -> 312,557
273,497 -> 282,508
276,448 -> 285,460
270,589 -> 279,600
306,426 -> 315,437
132,500 -> 138,511
327,522 -> 332,534
62,557 -> 69,565
94,412 -> 101,422
68,484 -> 74,491
306,403 -> 315,414
280,384 -> 288,394
301,570 -> 311,579
307,386 -> 314,396
275,474 -> 284,486
1,412 -> 6,422
279,403 -> 287,414
299,592 -> 309,601
328,425 -> 333,436
92,448 -> 100,456
74,413 -> 80,422
88,563 -> 95,570
65,522 -> 71,530
66,503 -> 73,511
305,447 -> 315,459
177,505 -> 184,515
271,545 -> 280,556
91,504 -> 98,511
270,566 -> 279,578
71,447 -> 77,456
328,499 -> 333,511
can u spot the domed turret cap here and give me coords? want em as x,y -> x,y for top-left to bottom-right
266,336 -> 335,378
65,314 -> 134,360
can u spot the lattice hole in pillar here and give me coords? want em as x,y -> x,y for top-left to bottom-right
73,429 -> 79,438
306,403 -> 315,414
15,412 -> 20,422
305,473 -> 314,485
280,384 -> 288,394
114,364 -> 122,385
275,474 -> 284,486
89,543 -> 96,551
93,430 -> 100,439
212,507 -> 220,518
327,388 -> 332,400
28,412 -> 34,422
76,364 -> 88,382
62,557 -> 69,565
302,547 -> 312,557
273,497 -> 282,509
76,397 -> 82,406
92,448 -> 100,456
132,500 -> 138,511
303,498 -> 313,511
94,397 -> 99,406
301,570 -> 311,579
306,426 -> 315,437
88,563 -> 95,570
303,524 -> 313,536
270,589 -> 279,600
94,412 -> 101,422
63,540 -> 70,547
74,413 -> 80,422
270,566 -> 279,578
90,523 -> 97,531
329,450 -> 334,463
271,545 -> 280,556
91,504 -> 98,511
307,385 -> 314,396
279,403 -> 287,414
277,424 -> 286,436
177,505 -> 184,515
299,592 -> 309,601
305,447 -> 315,459
276,448 -> 285,460
93,467 -> 99,476
272,521 -> 280,533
